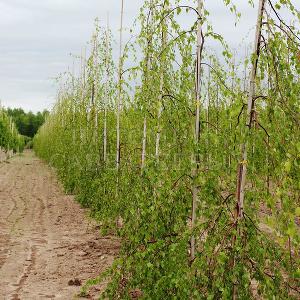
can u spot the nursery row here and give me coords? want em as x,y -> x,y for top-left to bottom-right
34,0 -> 300,298
0,106 -> 24,160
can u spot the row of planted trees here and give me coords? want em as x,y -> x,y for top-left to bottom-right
34,0 -> 300,298
0,106 -> 24,161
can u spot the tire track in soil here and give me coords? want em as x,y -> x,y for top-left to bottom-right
0,165 -> 21,271
2,171 -> 19,222
0,151 -> 120,299
10,245 -> 38,300
10,180 -> 48,299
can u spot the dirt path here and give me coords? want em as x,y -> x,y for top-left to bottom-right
0,151 -> 119,300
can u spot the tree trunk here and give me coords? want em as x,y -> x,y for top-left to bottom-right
116,0 -> 124,170
155,1 -> 168,160
141,2 -> 154,171
236,0 -> 265,221
104,14 -> 110,164
191,0 -> 204,262
141,117 -> 147,169
233,0 -> 265,298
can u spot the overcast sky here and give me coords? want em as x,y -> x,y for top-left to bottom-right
0,0 -> 297,112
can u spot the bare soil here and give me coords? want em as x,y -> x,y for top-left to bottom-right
0,151 -> 119,299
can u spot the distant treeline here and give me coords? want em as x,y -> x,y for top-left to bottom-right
5,108 -> 49,138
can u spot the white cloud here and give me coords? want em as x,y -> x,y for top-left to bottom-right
0,0 -> 298,112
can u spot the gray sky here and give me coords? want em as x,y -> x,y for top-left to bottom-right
0,0 -> 297,112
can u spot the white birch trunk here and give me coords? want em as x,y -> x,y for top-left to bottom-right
233,2 -> 265,298
141,1 -> 153,170
104,14 -> 110,163
191,0 -> 204,262
141,117 -> 147,169
155,1 -> 168,160
236,0 -> 265,220
116,0 -> 124,170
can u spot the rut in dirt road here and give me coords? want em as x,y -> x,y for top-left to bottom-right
0,151 -> 119,300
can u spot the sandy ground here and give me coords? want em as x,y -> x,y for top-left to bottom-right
0,151 -> 120,300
